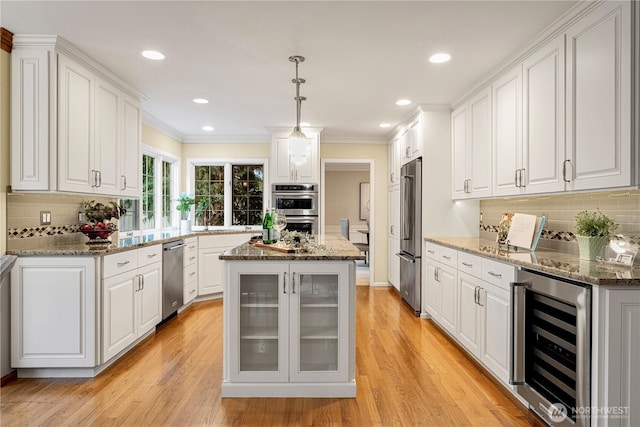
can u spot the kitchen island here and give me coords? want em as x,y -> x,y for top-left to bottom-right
219,234 -> 365,398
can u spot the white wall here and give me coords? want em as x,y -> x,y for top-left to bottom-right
324,170 -> 369,228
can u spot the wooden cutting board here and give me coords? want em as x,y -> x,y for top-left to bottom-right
251,241 -> 297,253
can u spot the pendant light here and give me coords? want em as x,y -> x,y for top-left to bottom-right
288,55 -> 308,166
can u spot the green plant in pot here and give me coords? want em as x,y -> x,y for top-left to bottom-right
176,192 -> 195,231
574,210 -> 617,261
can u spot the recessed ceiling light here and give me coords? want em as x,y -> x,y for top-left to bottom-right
141,50 -> 165,60
300,122 -> 310,127
202,126 -> 214,131
429,53 -> 451,64
379,123 -> 391,128
395,99 -> 411,106
193,98 -> 209,104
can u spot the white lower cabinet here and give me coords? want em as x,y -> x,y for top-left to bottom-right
425,260 -> 457,336
11,257 -> 97,368
426,243 -> 514,387
223,261 -> 355,397
102,246 -> 162,362
593,287 -> 640,427
457,258 -> 513,386
198,234 -> 251,297
183,237 -> 198,304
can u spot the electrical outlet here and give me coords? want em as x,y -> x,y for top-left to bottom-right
40,210 -> 52,225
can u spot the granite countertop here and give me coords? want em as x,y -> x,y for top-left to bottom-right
220,234 -> 366,261
6,229 -> 256,256
425,237 -> 640,287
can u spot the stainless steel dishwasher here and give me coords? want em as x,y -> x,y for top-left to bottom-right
163,240 -> 185,320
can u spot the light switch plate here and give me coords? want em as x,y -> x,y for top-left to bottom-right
40,210 -> 51,225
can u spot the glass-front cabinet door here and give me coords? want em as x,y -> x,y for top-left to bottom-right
228,262 -> 289,382
289,262 -> 350,383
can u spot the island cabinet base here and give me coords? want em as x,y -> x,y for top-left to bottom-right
222,260 -> 357,398
221,381 -> 356,398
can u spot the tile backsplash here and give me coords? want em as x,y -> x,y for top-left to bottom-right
479,189 -> 640,254
6,193 -> 116,249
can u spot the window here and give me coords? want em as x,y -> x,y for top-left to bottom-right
189,160 -> 265,228
142,154 -> 155,230
121,150 -> 178,233
162,160 -> 173,228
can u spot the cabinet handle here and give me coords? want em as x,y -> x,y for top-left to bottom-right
474,286 -> 478,304
461,262 -> 473,268
427,249 -> 435,254
442,255 -> 451,260
562,160 -> 571,183
189,245 -> 196,249
283,272 -> 287,294
292,272 -> 296,294
121,175 -> 127,190
147,253 -> 157,258
96,170 -> 102,187
117,260 -> 130,267
520,169 -> 526,188
406,146 -> 410,157
140,274 -> 144,290
478,287 -> 484,307
190,289 -> 196,294
390,172 -> 394,182
434,267 -> 439,282
487,271 -> 502,279
189,272 -> 196,277
91,170 -> 97,187
189,256 -> 196,261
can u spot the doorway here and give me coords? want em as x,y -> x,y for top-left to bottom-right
320,159 -> 374,286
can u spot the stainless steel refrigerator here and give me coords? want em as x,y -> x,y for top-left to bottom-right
397,158 -> 422,315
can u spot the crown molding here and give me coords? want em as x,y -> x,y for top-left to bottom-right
181,134 -> 270,144
321,136 -> 388,145
1,28 -> 13,53
142,111 -> 185,142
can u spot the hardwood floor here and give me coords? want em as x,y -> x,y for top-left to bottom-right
1,285 -> 537,426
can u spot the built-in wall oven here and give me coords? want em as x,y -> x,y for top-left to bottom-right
271,183 -> 319,236
511,268 -> 591,427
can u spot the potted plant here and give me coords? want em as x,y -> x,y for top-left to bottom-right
574,210 -> 618,260
176,193 -> 195,231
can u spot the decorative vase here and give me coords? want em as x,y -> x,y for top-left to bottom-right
181,219 -> 192,232
576,235 -> 609,261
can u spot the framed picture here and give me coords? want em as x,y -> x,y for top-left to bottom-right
359,182 -> 370,220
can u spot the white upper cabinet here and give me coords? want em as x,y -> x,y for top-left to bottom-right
10,48 -> 51,190
271,132 -> 320,184
120,94 -> 142,197
452,1 -> 634,199
57,54 -> 95,193
492,65 -> 522,197
452,88 -> 492,199
565,1 -> 632,191
451,104 -> 468,199
401,117 -> 422,163
388,135 -> 401,187
522,35 -> 566,194
11,36 -> 142,197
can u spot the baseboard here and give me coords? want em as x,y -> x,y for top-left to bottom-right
1,370 -> 17,386
371,281 -> 391,287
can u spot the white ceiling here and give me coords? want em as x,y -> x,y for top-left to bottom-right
1,0 -> 578,143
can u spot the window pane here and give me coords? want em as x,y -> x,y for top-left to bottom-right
162,160 -> 172,228
118,199 -> 139,232
232,164 -> 263,226
142,155 -> 155,230
194,165 -> 225,227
